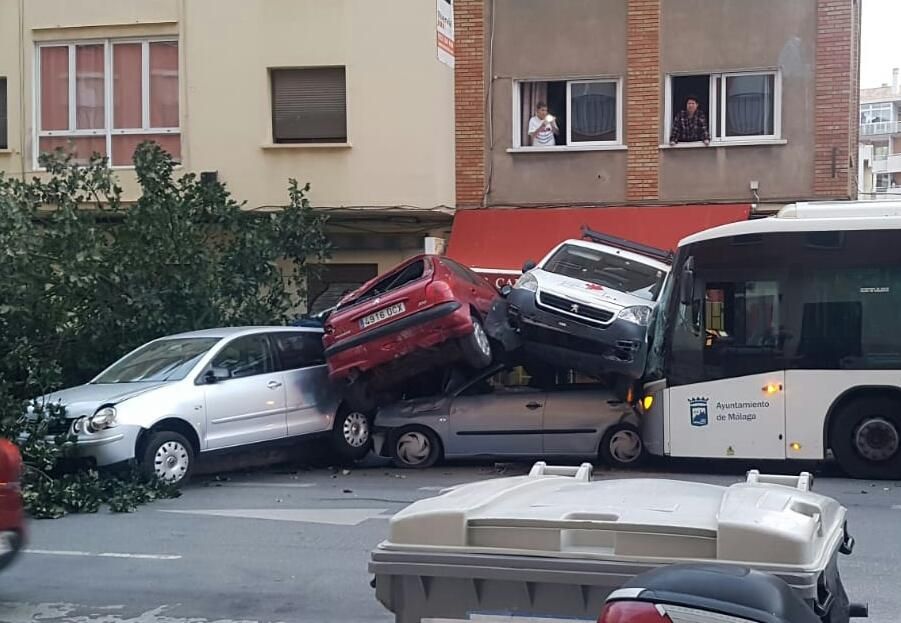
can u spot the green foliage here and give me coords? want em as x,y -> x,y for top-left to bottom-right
0,142 -> 330,517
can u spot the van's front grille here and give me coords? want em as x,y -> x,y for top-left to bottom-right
537,292 -> 615,324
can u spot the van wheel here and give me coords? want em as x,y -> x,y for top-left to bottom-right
140,431 -> 194,486
390,426 -> 442,469
460,316 -> 493,369
331,407 -> 372,462
831,396 -> 901,479
599,423 -> 644,469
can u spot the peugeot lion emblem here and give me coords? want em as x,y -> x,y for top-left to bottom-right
570,304 -> 580,313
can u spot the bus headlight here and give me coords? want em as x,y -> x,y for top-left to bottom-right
618,305 -> 652,326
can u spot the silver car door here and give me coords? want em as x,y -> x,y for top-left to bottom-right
202,334 -> 288,450
447,368 -> 544,457
542,385 -> 623,456
272,331 -> 336,437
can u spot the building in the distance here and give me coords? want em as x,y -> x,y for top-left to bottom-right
446,0 -> 861,284
859,68 -> 901,199
0,0 -> 457,313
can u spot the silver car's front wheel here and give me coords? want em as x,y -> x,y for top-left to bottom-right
154,441 -> 191,482
140,431 -> 195,486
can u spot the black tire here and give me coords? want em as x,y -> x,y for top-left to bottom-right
139,431 -> 194,486
390,425 -> 442,469
599,423 -> 644,468
830,395 -> 901,480
331,406 -> 373,462
460,316 -> 493,369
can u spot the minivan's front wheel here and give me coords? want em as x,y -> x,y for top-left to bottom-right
140,431 -> 194,486
391,425 -> 442,469
331,407 -> 372,462
599,423 -> 644,469
460,316 -> 493,369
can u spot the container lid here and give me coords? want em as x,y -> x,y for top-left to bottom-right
382,464 -> 846,572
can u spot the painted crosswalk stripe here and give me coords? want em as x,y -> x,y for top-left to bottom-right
25,549 -> 181,560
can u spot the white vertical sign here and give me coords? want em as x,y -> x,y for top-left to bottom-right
437,0 -> 455,68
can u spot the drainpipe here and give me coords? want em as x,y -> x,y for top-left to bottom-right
893,67 -> 899,95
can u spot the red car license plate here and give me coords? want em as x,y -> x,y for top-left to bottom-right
360,302 -> 405,329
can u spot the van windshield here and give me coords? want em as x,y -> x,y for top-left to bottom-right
543,244 -> 666,302
93,337 -> 220,383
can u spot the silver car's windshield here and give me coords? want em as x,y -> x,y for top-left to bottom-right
544,244 -> 666,301
93,337 -> 220,384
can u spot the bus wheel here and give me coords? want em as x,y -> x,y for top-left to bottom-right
831,396 -> 901,480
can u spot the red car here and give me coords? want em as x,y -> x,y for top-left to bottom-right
0,439 -> 24,572
323,255 -> 498,405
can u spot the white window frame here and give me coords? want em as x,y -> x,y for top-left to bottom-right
860,102 -> 894,125
511,77 -> 624,151
664,69 -> 782,146
34,37 -> 180,170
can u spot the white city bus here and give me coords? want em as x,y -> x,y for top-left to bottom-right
640,201 -> 901,479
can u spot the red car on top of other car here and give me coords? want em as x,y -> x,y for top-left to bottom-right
323,255 -> 498,407
0,438 -> 25,573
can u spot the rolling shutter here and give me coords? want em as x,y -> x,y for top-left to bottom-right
271,67 -> 346,143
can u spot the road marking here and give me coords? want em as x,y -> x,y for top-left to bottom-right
418,486 -> 446,491
25,549 -> 181,560
211,481 -> 317,489
160,507 -> 387,526
0,602 -> 277,623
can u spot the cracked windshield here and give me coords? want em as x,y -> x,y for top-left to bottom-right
1,1 -> 900,622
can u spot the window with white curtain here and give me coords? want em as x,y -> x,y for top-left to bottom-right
666,70 -> 781,144
35,39 -> 180,168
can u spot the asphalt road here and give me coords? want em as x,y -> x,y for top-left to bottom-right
1,455 -> 899,623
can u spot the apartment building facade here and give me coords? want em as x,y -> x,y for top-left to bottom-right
447,0 -> 861,284
859,68 -> 901,198
0,0 -> 456,313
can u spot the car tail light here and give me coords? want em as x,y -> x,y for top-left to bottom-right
0,440 -> 22,487
598,602 -> 672,623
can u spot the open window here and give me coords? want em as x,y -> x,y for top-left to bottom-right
666,71 -> 781,144
515,78 -> 622,148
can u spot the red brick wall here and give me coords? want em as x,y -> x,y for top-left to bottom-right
625,0 -> 661,202
850,1 -> 861,199
814,0 -> 856,199
454,0 -> 486,208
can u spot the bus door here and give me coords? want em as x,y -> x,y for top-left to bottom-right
666,270 -> 787,459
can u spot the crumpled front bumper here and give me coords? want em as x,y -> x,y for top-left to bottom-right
486,289 -> 650,379
72,424 -> 143,467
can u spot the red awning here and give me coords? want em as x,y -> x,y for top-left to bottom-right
447,205 -> 750,287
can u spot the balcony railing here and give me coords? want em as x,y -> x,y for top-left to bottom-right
860,121 -> 901,136
873,154 -> 901,174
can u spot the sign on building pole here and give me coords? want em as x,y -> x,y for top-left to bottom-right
437,0 -> 455,68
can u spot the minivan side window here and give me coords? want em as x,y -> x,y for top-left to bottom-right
209,335 -> 274,379
273,332 -> 325,371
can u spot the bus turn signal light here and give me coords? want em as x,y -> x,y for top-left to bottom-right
763,383 -> 783,395
642,395 -> 654,411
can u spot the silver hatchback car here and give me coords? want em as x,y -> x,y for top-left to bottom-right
33,327 -> 374,484
373,364 -> 642,469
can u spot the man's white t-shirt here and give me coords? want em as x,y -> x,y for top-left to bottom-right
528,116 -> 555,146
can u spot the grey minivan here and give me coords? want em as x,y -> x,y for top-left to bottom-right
373,364 -> 642,469
31,327 -> 373,484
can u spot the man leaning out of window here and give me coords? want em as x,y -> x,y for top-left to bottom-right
670,95 -> 710,146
